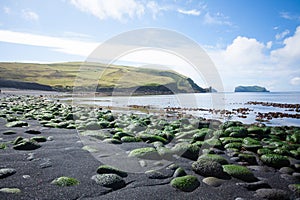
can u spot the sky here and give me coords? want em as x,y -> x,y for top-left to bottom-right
0,0 -> 300,92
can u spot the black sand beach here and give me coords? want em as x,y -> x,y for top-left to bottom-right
0,91 -> 299,200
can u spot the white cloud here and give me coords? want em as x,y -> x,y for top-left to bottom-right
203,12 -> 232,26
3,6 -> 11,14
280,12 -> 300,21
22,9 -> 39,21
69,0 -> 144,21
222,36 -> 266,66
177,9 -> 200,16
271,26 -> 300,65
275,29 -> 290,40
0,30 -> 98,57
290,77 -> 300,85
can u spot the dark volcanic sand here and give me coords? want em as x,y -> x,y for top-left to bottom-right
0,93 -> 299,200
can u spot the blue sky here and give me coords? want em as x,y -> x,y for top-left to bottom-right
0,0 -> 300,91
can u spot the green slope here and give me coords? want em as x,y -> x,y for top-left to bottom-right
0,62 -> 207,93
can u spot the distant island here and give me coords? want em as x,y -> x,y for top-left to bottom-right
0,62 -> 214,95
234,85 -> 269,92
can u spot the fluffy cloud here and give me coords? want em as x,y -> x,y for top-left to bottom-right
177,9 -> 200,16
206,25 -> 300,91
271,26 -> 300,65
69,0 -> 144,21
22,9 -> 39,21
222,36 -> 266,66
290,77 -> 300,85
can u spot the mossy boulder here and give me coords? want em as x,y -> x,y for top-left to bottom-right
172,143 -> 199,161
0,188 -> 21,194
192,159 -> 228,178
247,126 -> 264,135
222,164 -> 257,182
0,168 -> 16,179
156,147 -> 174,160
173,167 -> 187,177
238,153 -> 257,165
13,139 -> 41,150
203,138 -> 223,149
224,142 -> 242,150
97,165 -> 128,177
243,137 -> 260,145
220,137 -> 243,145
2,130 -> 17,135
103,138 -> 122,144
121,136 -> 139,143
51,176 -> 79,186
91,174 -> 125,190
170,175 -> 200,192
6,121 -> 28,128
137,134 -> 168,144
257,148 -> 273,155
198,154 -> 228,165
260,154 -> 290,168
30,136 -> 47,143
128,147 -> 160,160
225,126 -> 247,138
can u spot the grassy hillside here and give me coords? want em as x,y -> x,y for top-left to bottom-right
0,62 -> 206,93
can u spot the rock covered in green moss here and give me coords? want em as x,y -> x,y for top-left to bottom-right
222,164 -> 257,182
173,167 -> 187,177
91,174 -> 125,189
198,154 -> 228,165
170,175 -> 200,192
30,136 -> 47,143
137,133 -> 168,144
2,130 -> 17,135
13,139 -> 41,150
51,176 -> 79,186
0,168 -> 16,179
6,121 -> 28,128
128,147 -> 160,160
260,154 -> 290,168
97,165 -> 128,177
288,183 -> 300,194
172,143 -> 199,161
192,159 -> 228,178
0,188 -> 21,194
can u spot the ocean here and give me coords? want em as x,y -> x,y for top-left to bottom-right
68,92 -> 300,126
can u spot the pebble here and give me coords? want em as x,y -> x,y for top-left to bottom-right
22,175 -> 30,179
202,177 -> 225,187
139,160 -> 147,167
0,188 -> 21,194
27,153 -> 35,161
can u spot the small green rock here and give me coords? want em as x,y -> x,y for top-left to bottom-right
6,121 -> 28,128
260,154 -> 290,168
0,188 -> 21,194
198,154 -> 228,165
51,176 -> 79,186
97,165 -> 128,177
222,164 -> 257,182
170,175 -> 200,192
128,147 -> 160,160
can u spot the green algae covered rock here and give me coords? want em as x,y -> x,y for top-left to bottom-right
170,175 -> 200,192
128,147 -> 160,160
260,154 -> 290,168
172,143 -> 200,161
6,121 -> 28,128
13,139 -> 41,150
0,188 -> 21,194
91,174 -> 125,189
198,154 -> 228,165
97,165 -> 128,177
137,133 -> 168,144
222,164 -> 257,182
51,176 -> 79,186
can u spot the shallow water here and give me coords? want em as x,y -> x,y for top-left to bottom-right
64,92 -> 300,126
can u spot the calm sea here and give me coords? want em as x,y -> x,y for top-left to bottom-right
69,92 -> 300,126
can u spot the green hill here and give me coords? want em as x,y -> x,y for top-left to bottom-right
0,62 -> 209,94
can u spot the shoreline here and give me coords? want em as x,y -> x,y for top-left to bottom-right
0,93 -> 299,199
